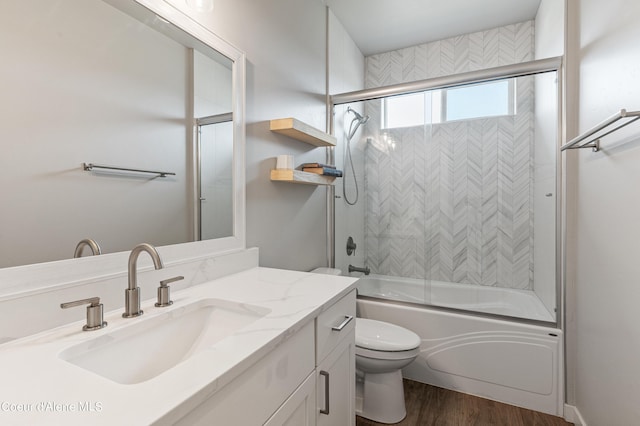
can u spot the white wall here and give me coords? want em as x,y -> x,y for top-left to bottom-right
167,0 -> 337,271
535,0 -> 565,58
569,0 -> 640,424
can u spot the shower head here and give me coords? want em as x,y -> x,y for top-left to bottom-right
347,106 -> 370,124
346,106 -> 370,141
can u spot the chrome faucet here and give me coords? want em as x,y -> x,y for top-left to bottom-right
348,264 -> 370,275
123,243 -> 164,318
73,238 -> 102,258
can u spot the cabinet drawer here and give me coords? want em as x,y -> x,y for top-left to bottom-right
316,290 -> 356,364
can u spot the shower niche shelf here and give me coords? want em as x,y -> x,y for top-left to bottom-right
270,118 -> 336,147
270,169 -> 335,186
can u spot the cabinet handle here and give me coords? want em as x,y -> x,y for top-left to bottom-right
319,370 -> 330,415
331,315 -> 354,332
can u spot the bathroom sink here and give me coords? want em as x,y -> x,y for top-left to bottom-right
59,298 -> 270,384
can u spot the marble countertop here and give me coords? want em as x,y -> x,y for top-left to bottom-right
0,267 -> 357,425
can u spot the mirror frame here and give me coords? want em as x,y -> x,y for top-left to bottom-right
0,0 -> 245,296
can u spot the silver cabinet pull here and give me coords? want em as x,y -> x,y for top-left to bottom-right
331,315 -> 354,331
319,370 -> 330,415
60,297 -> 107,331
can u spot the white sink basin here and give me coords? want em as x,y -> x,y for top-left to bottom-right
59,298 -> 270,384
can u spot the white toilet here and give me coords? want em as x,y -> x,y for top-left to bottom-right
309,267 -> 421,424
355,318 -> 421,424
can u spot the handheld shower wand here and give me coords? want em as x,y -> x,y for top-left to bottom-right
343,107 -> 370,205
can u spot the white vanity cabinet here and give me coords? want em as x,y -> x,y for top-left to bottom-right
264,373 -> 317,426
315,290 -> 356,426
265,289 -> 356,426
171,289 -> 356,426
317,330 -> 356,426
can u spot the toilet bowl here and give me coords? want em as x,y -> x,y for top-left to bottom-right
308,268 -> 420,423
355,318 -> 421,424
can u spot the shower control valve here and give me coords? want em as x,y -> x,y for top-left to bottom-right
346,236 -> 357,256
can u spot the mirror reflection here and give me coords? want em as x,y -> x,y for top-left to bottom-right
0,0 -> 234,268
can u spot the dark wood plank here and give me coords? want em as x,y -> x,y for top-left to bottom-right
356,379 -> 573,426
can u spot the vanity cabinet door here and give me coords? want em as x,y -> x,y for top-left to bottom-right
317,328 -> 355,426
264,372 -> 316,426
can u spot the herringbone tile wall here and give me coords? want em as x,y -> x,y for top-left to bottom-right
362,21 -> 535,289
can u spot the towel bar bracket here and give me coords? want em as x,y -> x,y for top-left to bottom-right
585,140 -> 600,152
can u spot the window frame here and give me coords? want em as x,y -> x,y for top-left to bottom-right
381,78 -> 517,130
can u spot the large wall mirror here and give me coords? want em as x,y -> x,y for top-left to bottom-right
0,0 -> 245,270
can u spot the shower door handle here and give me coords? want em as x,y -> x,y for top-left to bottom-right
319,370 -> 330,415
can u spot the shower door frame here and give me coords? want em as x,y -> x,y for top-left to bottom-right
328,56 -> 564,329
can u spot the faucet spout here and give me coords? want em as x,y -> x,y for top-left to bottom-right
348,264 -> 370,275
123,243 -> 164,318
73,238 -> 102,258
127,243 -> 164,290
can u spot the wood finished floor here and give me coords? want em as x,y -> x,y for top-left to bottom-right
356,380 -> 573,426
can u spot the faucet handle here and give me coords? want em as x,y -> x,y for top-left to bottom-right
155,276 -> 184,307
60,297 -> 107,331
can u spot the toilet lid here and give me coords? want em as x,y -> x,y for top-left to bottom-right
355,318 -> 421,351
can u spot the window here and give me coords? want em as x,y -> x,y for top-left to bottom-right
382,92 -> 432,129
445,80 -> 513,121
381,79 -> 515,129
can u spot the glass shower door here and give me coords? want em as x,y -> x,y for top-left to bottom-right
333,69 -> 559,323
197,115 -> 233,240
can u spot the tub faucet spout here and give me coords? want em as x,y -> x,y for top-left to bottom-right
348,264 -> 370,275
123,243 -> 164,318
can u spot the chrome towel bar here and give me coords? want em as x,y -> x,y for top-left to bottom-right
83,162 -> 175,178
561,109 -> 640,152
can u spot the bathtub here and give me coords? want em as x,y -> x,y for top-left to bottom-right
356,276 -> 563,416
357,274 -> 555,322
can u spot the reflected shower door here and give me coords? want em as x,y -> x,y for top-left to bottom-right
198,116 -> 233,240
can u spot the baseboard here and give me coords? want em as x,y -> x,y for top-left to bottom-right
564,404 -> 587,426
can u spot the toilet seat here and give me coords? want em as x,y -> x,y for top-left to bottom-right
356,345 -> 420,361
356,318 -> 421,352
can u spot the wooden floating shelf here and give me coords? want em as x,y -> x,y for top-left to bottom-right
270,169 -> 336,186
270,118 -> 336,147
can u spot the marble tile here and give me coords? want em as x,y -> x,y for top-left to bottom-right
362,21 -> 535,290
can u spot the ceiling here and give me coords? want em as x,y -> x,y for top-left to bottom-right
325,0 -> 542,56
